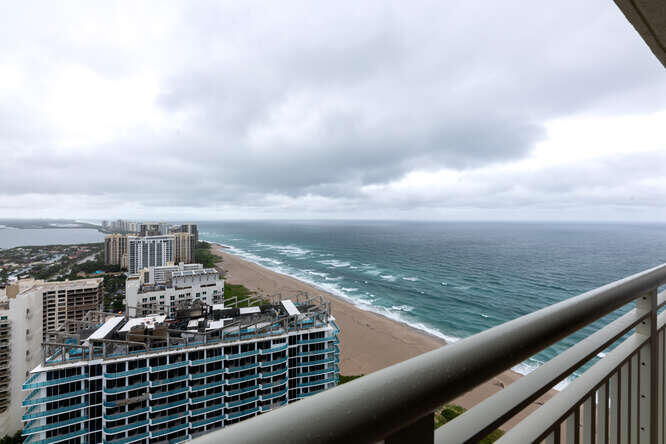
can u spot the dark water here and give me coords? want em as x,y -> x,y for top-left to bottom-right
0,227 -> 104,249
199,221 -> 666,385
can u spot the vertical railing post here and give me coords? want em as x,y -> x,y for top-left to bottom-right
385,412 -> 434,444
636,288 -> 658,444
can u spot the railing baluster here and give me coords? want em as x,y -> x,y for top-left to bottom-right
637,289 -> 658,444
657,329 -> 664,443
545,430 -> 556,444
610,373 -> 619,444
620,363 -> 629,444
632,353 -> 639,444
583,396 -> 594,444
599,382 -> 609,444
639,343 -> 651,443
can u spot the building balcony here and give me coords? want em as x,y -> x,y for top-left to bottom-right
22,389 -> 87,406
225,362 -> 258,373
226,385 -> 258,397
150,422 -> 189,438
103,407 -> 150,421
226,395 -> 259,409
296,376 -> 337,388
189,369 -> 223,380
190,355 -> 224,366
150,386 -> 190,400
296,336 -> 336,345
151,413 -> 183,426
150,399 -> 189,413
104,381 -> 149,394
226,350 -> 258,359
296,346 -> 337,357
258,379 -> 287,390
259,400 -> 287,413
258,357 -> 287,367
189,391 -> 225,404
258,368 -> 288,378
190,416 -> 223,428
189,381 -> 222,393
259,389 -> 287,402
151,361 -> 189,372
295,357 -> 336,368
22,415 -> 88,435
103,419 -> 149,435
188,262 -> 666,443
104,367 -> 149,379
25,427 -> 88,444
22,402 -> 88,421
189,404 -> 223,417
150,374 -> 188,387
259,344 -> 288,355
102,431 -> 149,444
226,373 -> 258,385
22,373 -> 89,390
296,366 -> 338,378
225,406 -> 259,420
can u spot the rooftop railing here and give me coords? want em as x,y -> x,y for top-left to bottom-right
194,263 -> 666,443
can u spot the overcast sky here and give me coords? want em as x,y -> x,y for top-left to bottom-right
1,1 -> 665,221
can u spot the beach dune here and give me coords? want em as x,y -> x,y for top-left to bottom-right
211,244 -> 555,430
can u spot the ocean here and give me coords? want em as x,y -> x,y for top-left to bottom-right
199,220 -> 666,385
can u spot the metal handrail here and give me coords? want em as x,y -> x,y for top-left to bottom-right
196,263 -> 666,443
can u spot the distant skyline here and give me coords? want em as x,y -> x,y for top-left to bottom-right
1,1 -> 665,222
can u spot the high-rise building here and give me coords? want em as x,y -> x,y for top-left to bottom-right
22,296 -> 340,444
127,222 -> 139,234
127,236 -> 175,274
180,224 -> 199,245
173,232 -> 194,264
139,223 -> 168,237
126,263 -> 224,317
40,278 -> 104,340
0,279 -> 44,436
104,234 -> 128,269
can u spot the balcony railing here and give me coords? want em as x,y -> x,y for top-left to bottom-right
193,263 -> 666,443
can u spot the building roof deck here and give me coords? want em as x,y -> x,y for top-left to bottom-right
39,293 -> 333,368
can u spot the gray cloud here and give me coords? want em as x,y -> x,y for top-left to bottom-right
0,0 -> 665,219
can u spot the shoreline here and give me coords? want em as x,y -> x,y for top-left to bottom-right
209,242 -> 558,429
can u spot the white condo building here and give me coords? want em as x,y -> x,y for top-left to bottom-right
126,263 -> 224,318
21,295 -> 339,444
0,280 -> 44,437
127,236 -> 175,275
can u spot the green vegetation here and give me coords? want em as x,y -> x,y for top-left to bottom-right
434,404 -> 504,442
0,431 -> 23,444
103,274 -> 127,312
194,241 -> 218,268
338,374 -> 363,384
223,282 -> 255,307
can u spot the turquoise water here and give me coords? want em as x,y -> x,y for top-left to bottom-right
199,221 -> 666,384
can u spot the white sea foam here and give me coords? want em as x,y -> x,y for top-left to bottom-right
380,274 -> 396,282
402,277 -> 419,282
341,287 -> 358,292
318,259 -> 351,268
254,243 -> 311,257
597,352 -> 607,358
392,305 -> 414,312
441,282 -> 448,286
480,313 -> 489,318
512,361 -> 579,391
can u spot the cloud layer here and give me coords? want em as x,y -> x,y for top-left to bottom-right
1,0 -> 665,220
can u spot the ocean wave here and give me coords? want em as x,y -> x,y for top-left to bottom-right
380,274 -> 397,282
391,305 -> 414,312
341,287 -> 358,292
402,277 -> 419,282
318,259 -> 351,268
254,243 -> 311,257
512,360 -> 579,391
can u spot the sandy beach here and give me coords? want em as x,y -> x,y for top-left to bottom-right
210,243 -> 555,429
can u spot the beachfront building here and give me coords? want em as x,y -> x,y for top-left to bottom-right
22,295 -> 339,444
104,234 -> 128,269
139,223 -> 168,237
126,263 -> 224,317
0,280 -> 44,437
173,232 -> 194,264
180,224 -> 199,248
127,236 -> 175,274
